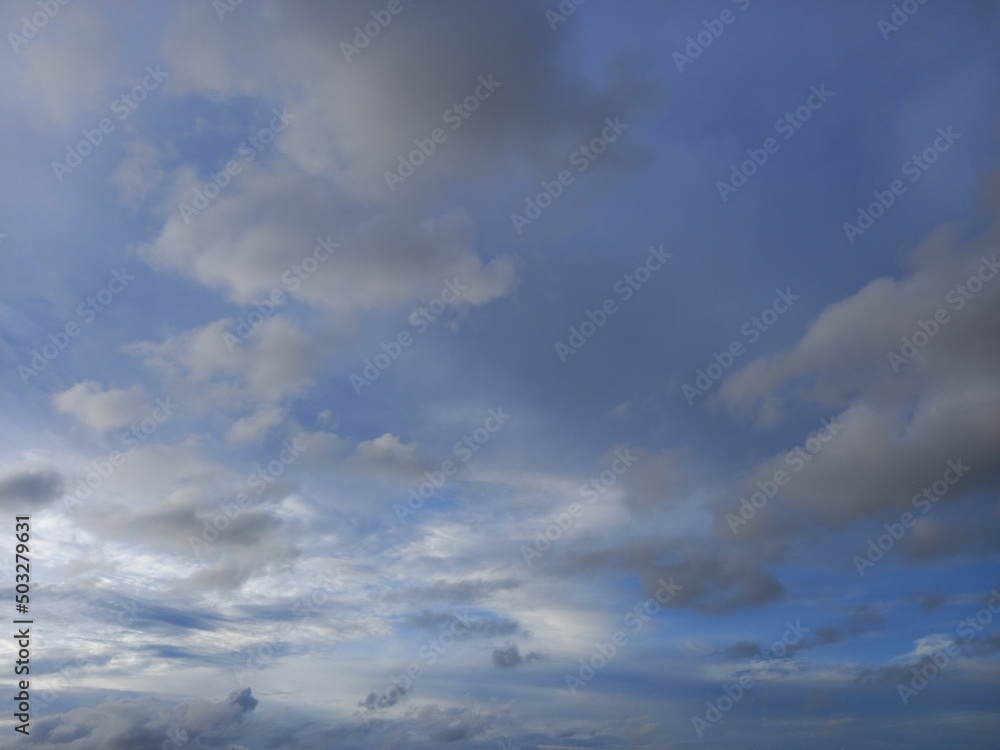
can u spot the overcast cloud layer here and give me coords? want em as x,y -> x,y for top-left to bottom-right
1,1 -> 1000,748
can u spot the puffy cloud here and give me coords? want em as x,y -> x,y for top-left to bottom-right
126,315 -> 315,407
27,688 -> 257,750
226,405 -> 286,443
349,433 -> 423,478
52,381 -> 146,431
715,225 -> 1000,530
140,172 -> 518,315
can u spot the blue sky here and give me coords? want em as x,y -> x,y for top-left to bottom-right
1,1 -> 999,748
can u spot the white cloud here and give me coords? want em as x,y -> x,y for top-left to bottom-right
126,315 -> 315,408
350,433 -> 423,478
227,406 -> 286,443
52,381 -> 147,432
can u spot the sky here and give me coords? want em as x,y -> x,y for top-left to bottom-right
1,0 -> 999,748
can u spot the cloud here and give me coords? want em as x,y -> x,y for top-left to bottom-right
12,4 -> 114,124
641,557 -> 784,615
620,448 -> 675,513
52,381 -> 147,431
349,433 -> 423,478
406,610 -> 520,639
358,684 -> 408,713
140,172 -> 518,316
82,479 -> 301,592
113,141 -> 166,207
162,0 -> 656,190
27,687 -> 257,750
491,642 -> 540,668
0,464 -> 64,512
126,315 -> 315,407
395,578 -> 520,605
846,604 -> 885,635
137,0 -> 658,332
714,227 -> 1000,531
226,405 -> 286,443
915,592 -> 947,612
723,640 -> 761,659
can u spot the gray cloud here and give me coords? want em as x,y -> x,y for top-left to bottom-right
491,642 -> 540,669
644,557 -> 784,615
915,592 -> 948,612
395,578 -> 520,605
722,640 -> 761,659
0,464 -> 64,511
358,684 -> 408,713
406,610 -> 519,639
717,225 -> 1000,529
27,687 -> 257,750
